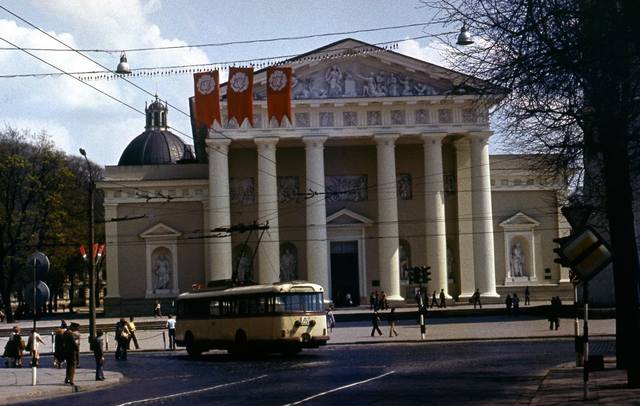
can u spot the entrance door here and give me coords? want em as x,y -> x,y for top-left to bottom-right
330,241 -> 360,307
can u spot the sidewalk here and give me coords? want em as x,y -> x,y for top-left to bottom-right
0,305 -> 634,404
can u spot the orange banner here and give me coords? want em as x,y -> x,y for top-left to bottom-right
227,67 -> 254,127
266,67 -> 292,126
193,71 -> 221,128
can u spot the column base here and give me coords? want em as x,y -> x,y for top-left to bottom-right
386,295 -> 405,304
480,292 -> 501,298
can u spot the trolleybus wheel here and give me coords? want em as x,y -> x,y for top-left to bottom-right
185,331 -> 202,357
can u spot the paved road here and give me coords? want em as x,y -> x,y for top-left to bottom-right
16,338 -> 615,406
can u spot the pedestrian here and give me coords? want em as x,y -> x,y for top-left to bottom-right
166,315 -> 177,350
505,294 -> 513,315
512,293 -> 520,315
154,301 -> 162,317
430,291 -> 437,308
439,289 -> 446,308
548,296 -> 562,330
126,316 -> 140,350
380,291 -> 388,310
326,306 -> 336,333
472,289 -> 482,309
27,329 -> 45,367
63,323 -> 80,385
92,330 -> 105,381
370,311 -> 383,336
524,286 -> 531,306
373,291 -> 380,311
53,323 -> 66,368
0,309 -> 5,322
388,308 -> 399,337
369,291 -> 375,310
4,326 -> 24,367
115,318 -> 130,360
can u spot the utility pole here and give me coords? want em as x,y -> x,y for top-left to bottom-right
79,148 -> 96,342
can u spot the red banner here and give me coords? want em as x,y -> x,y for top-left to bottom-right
266,67 -> 292,126
227,67 -> 254,127
193,71 -> 221,128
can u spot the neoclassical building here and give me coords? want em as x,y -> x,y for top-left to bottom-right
99,39 -> 571,314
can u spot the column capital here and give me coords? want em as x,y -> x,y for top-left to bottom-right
374,133 -> 399,146
302,135 -> 328,148
453,137 -> 472,150
205,138 -> 231,152
254,137 -> 279,148
469,131 -> 493,141
421,132 -> 447,144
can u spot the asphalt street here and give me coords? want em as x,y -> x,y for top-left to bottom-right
16,338 -> 616,406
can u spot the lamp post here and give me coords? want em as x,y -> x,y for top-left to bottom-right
79,148 -> 96,342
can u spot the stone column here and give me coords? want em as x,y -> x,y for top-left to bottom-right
206,138 -> 233,282
470,132 -> 499,297
255,137 -> 281,284
375,134 -> 403,302
303,136 -> 329,290
454,138 -> 476,298
104,203 -> 119,298
423,133 -> 449,298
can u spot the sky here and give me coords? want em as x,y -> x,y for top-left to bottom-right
0,0 -> 469,166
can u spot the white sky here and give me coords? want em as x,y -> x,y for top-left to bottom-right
0,0 -> 474,166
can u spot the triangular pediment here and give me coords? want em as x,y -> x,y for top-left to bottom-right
499,212 -> 540,229
140,222 -> 182,239
327,208 -> 374,225
221,38 -> 488,101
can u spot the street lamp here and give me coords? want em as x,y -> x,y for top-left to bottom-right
456,23 -> 474,46
79,148 -> 96,342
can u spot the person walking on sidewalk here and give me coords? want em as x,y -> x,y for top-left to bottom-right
439,289 -> 447,308
326,306 -> 336,333
524,286 -> 531,306
53,323 -> 66,368
92,330 -> 105,381
512,293 -> 520,315
167,315 -> 177,350
388,308 -> 399,337
115,318 -> 130,360
472,289 -> 482,309
430,291 -> 437,308
505,294 -> 513,315
370,311 -> 383,336
126,316 -> 140,350
27,329 -> 45,367
63,323 -> 80,385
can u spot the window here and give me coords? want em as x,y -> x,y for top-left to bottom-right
209,300 -> 220,316
273,293 -> 323,312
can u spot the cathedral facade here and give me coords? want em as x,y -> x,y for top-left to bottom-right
99,39 -> 571,314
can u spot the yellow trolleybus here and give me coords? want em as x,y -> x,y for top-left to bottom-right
175,281 -> 329,355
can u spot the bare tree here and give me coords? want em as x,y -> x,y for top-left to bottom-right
424,0 -> 640,386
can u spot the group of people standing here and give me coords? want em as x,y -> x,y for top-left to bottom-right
505,286 -> 531,315
369,290 -> 389,311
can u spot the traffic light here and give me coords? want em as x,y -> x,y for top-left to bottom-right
553,236 -> 572,267
410,266 -> 432,284
421,266 -> 431,283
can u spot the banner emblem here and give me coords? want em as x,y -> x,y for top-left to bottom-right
230,72 -> 250,93
268,69 -> 288,91
196,74 -> 216,95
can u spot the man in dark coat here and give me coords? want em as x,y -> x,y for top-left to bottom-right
93,330 -> 105,381
63,323 -> 80,385
370,311 -> 382,336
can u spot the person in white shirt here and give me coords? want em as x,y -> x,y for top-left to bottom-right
166,315 -> 177,350
28,329 -> 45,367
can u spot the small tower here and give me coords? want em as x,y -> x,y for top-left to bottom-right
145,95 -> 168,130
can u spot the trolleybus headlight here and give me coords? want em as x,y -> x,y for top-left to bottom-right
294,320 -> 301,328
309,320 -> 316,327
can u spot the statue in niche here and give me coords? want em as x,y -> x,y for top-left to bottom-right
280,247 -> 297,281
397,174 -> 412,200
324,65 -> 343,97
399,241 -> 410,281
152,252 -> 171,291
510,242 -> 525,277
235,246 -> 253,283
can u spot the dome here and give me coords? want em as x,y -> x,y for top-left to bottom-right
118,96 -> 195,166
118,130 -> 194,166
